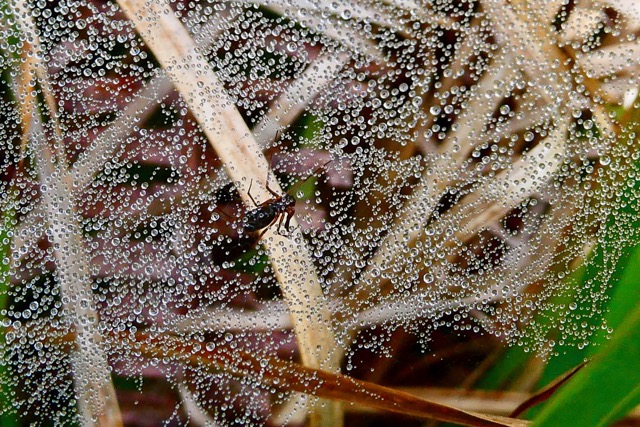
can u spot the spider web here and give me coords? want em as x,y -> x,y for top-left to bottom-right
1,0 -> 639,424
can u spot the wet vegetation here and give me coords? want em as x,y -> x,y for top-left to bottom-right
1,0 -> 640,426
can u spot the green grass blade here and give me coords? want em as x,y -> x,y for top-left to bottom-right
532,299 -> 640,427
0,195 -> 18,426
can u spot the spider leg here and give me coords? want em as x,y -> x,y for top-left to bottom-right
247,180 -> 260,207
263,153 -> 284,198
265,173 -> 281,198
276,211 -> 287,235
283,207 -> 295,234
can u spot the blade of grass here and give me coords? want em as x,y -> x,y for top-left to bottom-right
33,125 -> 123,426
532,301 -> 640,427
532,106 -> 640,389
509,361 -> 587,418
253,52 -> 349,147
10,1 -> 123,423
0,195 -> 18,426
43,327 -> 528,427
480,105 -> 640,416
589,240 -> 640,348
587,114 -> 640,351
344,387 -> 556,418
115,1 -> 341,424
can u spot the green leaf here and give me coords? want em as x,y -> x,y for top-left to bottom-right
589,242 -> 640,350
481,109 -> 640,420
532,298 -> 640,427
536,117 -> 640,387
0,196 -> 19,427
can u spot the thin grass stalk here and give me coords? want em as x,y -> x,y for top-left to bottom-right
33,125 -> 122,425
253,52 -> 350,147
13,0 -> 67,168
178,384 -> 220,426
0,195 -> 18,426
342,51 -> 518,318
343,0 -> 603,330
10,1 -> 122,423
338,92 -> 571,357
115,1 -> 341,425
72,8 -> 242,188
169,303 -> 292,333
329,15 -> 481,292
261,1 -> 385,63
346,387 -> 532,417
486,0 -> 616,138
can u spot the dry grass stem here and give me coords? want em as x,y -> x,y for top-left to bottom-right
449,120 -> 568,239
443,52 -> 518,162
169,304 -> 292,333
263,2 -> 385,63
71,74 -> 174,188
270,393 -> 310,426
579,41 -> 640,78
32,123 -> 122,425
10,1 -> 123,423
348,387 -> 530,416
12,74 -> 173,269
342,76 -> 570,342
488,0 -> 616,139
344,52 -> 518,318
604,0 -> 640,29
254,52 -> 349,147
115,1 -> 341,424
178,384 -> 220,426
13,0 -> 66,166
559,8 -> 605,42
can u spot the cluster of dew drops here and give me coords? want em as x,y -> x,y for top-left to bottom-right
0,0 -> 638,424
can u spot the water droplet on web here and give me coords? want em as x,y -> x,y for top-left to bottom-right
3,0 -> 640,423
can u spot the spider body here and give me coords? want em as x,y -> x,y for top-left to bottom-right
241,160 -> 331,237
243,183 -> 295,235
